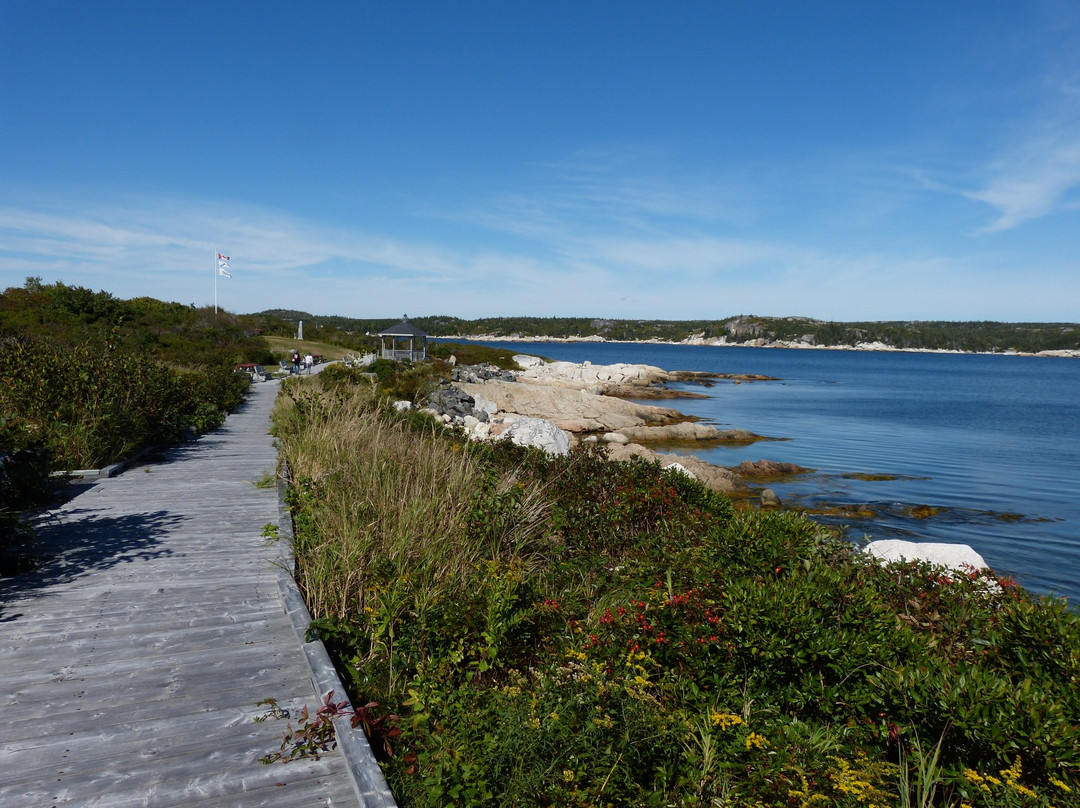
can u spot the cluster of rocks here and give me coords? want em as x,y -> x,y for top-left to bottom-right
414,355 -> 1004,577
449,363 -> 517,385
426,385 -> 485,423
418,357 -> 793,496
422,371 -> 574,456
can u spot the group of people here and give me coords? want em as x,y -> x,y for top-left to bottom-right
290,350 -> 315,374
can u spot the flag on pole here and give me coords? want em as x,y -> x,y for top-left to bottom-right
217,252 -> 232,278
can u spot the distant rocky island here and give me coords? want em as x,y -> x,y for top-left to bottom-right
258,311 -> 1080,357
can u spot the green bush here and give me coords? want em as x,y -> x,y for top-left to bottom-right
0,422 -> 50,575
317,362 -> 374,392
0,334 -> 246,469
357,358 -> 448,404
0,279 -> 312,573
427,341 -> 527,370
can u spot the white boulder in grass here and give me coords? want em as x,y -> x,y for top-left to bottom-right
864,540 -> 989,575
502,417 -> 571,456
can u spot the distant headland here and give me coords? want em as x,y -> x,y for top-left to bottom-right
259,311 -> 1080,357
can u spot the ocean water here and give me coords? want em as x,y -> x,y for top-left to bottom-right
464,340 -> 1080,603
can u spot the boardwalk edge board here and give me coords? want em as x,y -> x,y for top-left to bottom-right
276,473 -> 399,808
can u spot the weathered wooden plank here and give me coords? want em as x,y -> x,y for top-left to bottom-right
3,611 -> 284,656
1,709 -> 287,786
0,748 -> 354,808
0,630 -> 319,747
2,606 -> 283,644
5,644 -> 303,708
0,632 -> 287,691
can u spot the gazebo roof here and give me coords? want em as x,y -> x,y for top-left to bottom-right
378,319 -> 428,338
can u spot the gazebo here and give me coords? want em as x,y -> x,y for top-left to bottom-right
378,317 -> 428,361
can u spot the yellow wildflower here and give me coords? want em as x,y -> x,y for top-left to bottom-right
832,758 -> 873,801
1050,777 -> 1072,793
1010,782 -> 1038,799
709,710 -> 743,730
745,732 -> 768,751
562,769 -> 575,782
1000,757 -> 1023,783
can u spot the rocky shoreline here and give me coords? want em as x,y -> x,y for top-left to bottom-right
421,355 -> 804,499
417,353 -> 997,576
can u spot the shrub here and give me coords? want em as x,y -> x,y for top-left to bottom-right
0,334 -> 246,469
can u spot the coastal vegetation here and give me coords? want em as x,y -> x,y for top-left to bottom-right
273,367 -> 1080,808
257,311 -> 1080,355
0,279 -> 268,573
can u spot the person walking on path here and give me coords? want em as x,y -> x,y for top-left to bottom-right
291,350 -> 301,374
304,353 -> 314,373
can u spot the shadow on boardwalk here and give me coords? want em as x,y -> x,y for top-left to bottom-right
0,508 -> 179,621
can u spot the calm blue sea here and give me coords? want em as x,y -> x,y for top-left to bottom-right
465,340 -> 1080,603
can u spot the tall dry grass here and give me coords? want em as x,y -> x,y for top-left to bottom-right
272,374 -> 550,620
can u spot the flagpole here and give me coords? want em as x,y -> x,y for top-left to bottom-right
213,251 -> 233,314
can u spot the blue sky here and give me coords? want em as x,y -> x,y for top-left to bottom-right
2,1 -> 1078,322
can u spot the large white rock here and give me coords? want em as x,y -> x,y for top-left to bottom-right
454,380 -> 684,432
502,417 -> 571,456
513,354 -> 544,369
471,392 -> 499,418
516,360 -> 670,390
864,540 -> 989,573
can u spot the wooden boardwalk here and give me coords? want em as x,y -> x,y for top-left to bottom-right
0,381 -> 363,807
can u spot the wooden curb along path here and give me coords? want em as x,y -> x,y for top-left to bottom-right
0,379 -> 395,807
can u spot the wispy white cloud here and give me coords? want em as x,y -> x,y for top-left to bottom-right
965,20 -> 1080,231
0,190 -> 604,315
582,237 -> 785,280
443,146 -> 756,254
2,158 -> 1077,322
967,118 -> 1080,231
